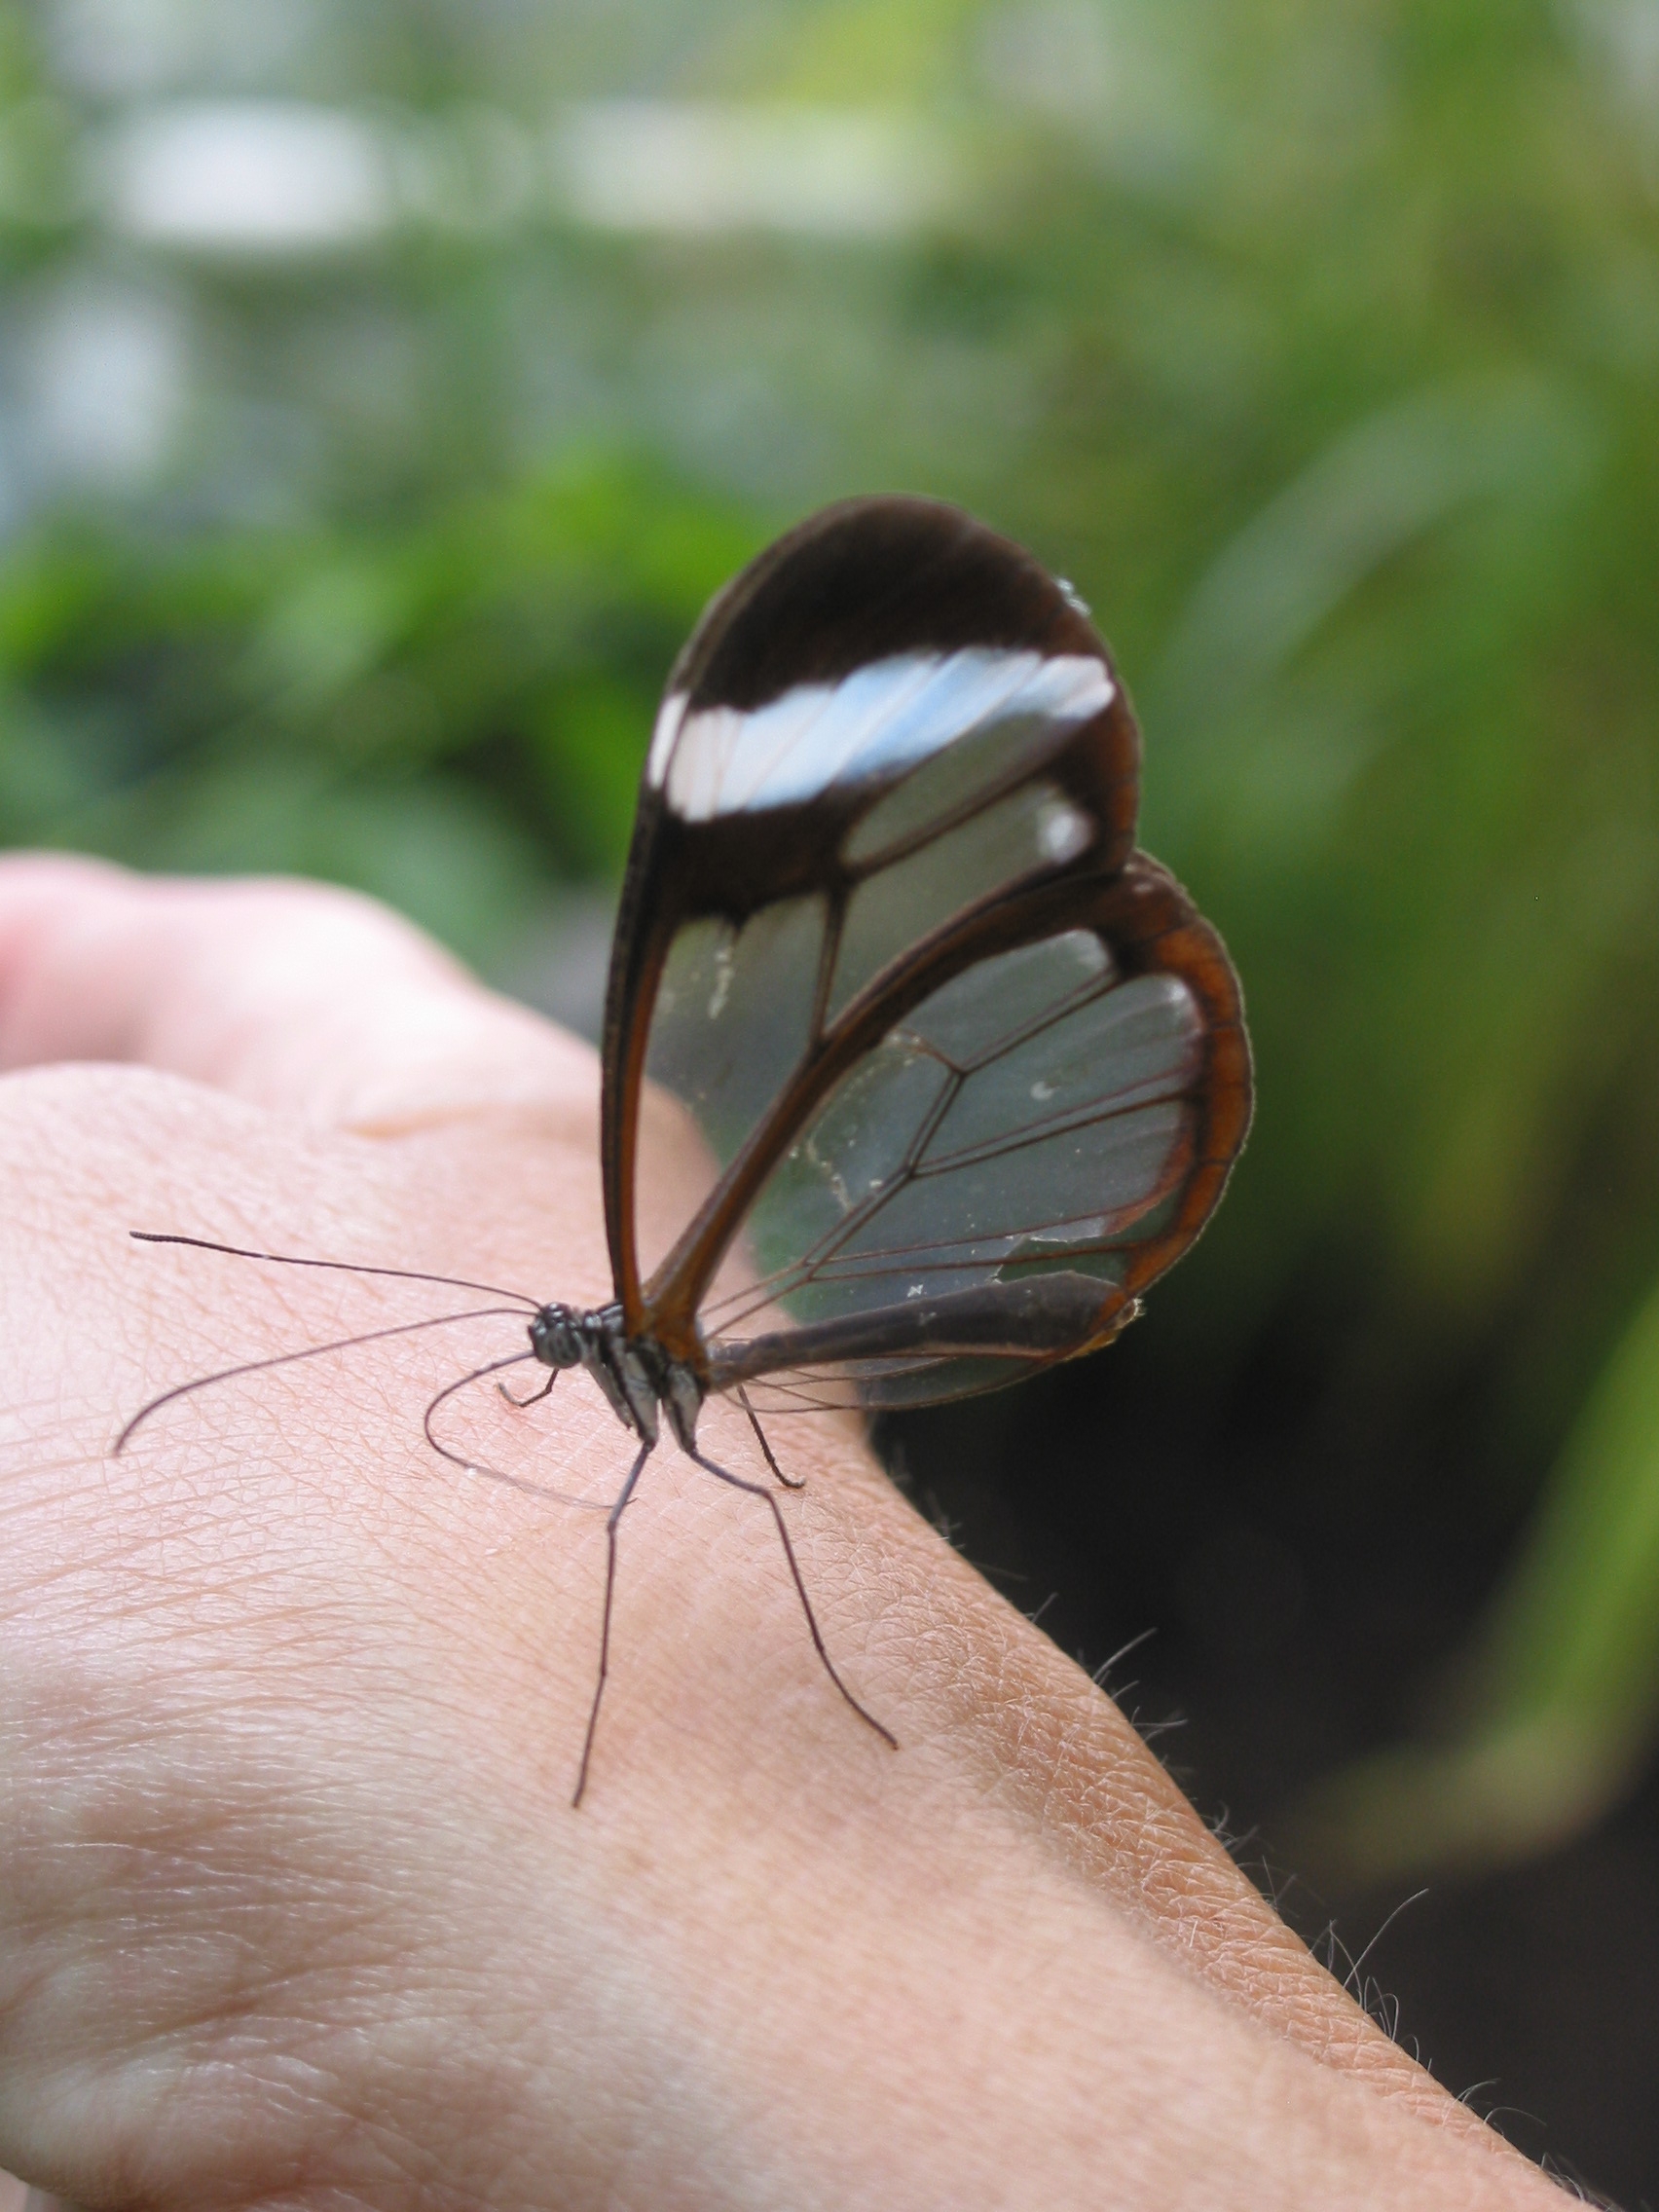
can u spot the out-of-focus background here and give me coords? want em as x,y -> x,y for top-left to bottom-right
2,0 -> 1658,2194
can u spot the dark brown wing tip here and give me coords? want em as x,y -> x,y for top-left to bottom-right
669,495 -> 1109,715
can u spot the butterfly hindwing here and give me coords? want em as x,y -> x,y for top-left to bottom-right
700,856 -> 1249,1408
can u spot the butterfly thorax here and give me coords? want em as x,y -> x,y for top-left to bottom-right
529,1301 -> 704,1452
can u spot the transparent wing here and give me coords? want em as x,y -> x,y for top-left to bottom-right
596,496 -> 1249,1410
708,936 -> 1193,1329
628,756 -> 1119,1289
700,859 -> 1250,1408
629,891 -> 828,1284
603,497 -> 1141,1328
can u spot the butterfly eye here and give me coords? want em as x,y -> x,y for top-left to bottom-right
531,1307 -> 586,1369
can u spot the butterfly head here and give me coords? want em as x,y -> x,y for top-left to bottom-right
529,1304 -> 586,1371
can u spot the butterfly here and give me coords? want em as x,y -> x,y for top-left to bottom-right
120,495 -> 1252,1801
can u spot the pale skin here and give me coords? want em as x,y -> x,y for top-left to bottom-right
0,854 -> 1567,2212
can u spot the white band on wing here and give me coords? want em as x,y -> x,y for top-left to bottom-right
648,648 -> 1114,822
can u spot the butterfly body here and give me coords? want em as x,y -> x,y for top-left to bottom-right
529,1300 -> 703,1452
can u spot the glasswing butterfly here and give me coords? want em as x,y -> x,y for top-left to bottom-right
120,495 -> 1252,1802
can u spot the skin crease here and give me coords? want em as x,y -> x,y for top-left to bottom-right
0,855 -> 1568,2212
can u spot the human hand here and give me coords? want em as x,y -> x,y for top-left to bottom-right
0,855 -> 1560,2209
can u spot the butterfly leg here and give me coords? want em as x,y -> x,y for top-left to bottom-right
685,1446 -> 898,1753
423,1354 -> 608,1512
425,1351 -> 537,1467
499,1371 -> 556,1409
736,1385 -> 804,1491
572,1436 -> 654,1808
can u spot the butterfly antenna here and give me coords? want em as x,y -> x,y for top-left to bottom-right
130,1231 -> 540,1310
421,1354 -> 605,1513
687,1444 -> 897,1752
114,1304 -> 532,1456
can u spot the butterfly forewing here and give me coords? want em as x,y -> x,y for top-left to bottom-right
598,496 -> 1248,1407
628,892 -> 829,1285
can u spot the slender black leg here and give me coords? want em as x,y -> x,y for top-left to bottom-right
499,1371 -> 557,1409
572,1438 -> 654,1808
737,1385 -> 804,1491
686,1446 -> 898,1752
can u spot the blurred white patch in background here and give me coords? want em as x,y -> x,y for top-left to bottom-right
548,102 -> 957,237
86,97 -> 956,257
103,101 -> 394,253
22,278 -> 185,487
46,0 -> 322,99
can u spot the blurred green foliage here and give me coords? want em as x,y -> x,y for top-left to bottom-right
0,456 -> 758,954
4,0 -> 1659,1870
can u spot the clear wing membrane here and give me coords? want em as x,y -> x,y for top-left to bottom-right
696,870 -> 1242,1410
711,937 -> 1198,1328
632,893 -> 827,1281
600,496 -> 1250,1410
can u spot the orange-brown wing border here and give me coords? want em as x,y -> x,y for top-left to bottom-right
696,851 -> 1251,1399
